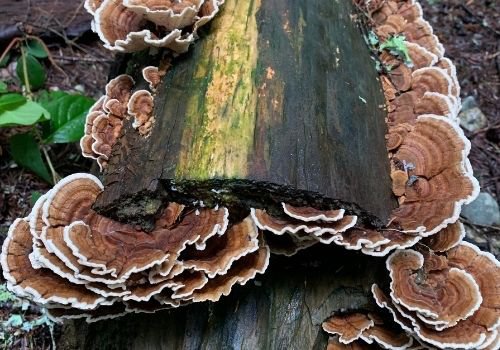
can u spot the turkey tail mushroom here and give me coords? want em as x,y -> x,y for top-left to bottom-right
80,75 -> 135,170
0,173 -> 275,320
370,241 -> 500,349
90,0 -> 224,53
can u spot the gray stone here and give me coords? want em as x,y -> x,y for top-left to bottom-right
461,192 -> 500,226
459,96 -> 488,132
461,96 -> 478,110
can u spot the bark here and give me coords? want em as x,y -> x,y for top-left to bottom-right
60,245 -> 387,350
95,0 -> 395,230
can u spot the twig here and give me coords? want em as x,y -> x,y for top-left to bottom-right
378,227 -> 420,235
460,4 -> 500,36
460,217 -> 500,232
24,0 -> 32,24
0,37 -> 22,66
53,55 -> 114,63
28,23 -> 91,56
64,0 -> 85,28
25,35 -> 69,81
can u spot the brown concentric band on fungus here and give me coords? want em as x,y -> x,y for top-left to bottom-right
80,75 -> 135,170
322,313 -> 374,344
371,241 -> 500,349
322,312 -> 414,349
142,66 -> 166,91
92,0 -> 225,53
387,249 -> 482,328
123,0 -> 204,29
2,218 -> 108,309
325,337 -> 372,350
128,89 -> 155,136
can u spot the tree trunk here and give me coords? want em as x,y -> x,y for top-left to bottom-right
60,245 -> 387,350
61,0 -> 395,348
95,0 -> 395,230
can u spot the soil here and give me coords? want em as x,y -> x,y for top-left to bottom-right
420,0 -> 500,252
421,0 -> 500,199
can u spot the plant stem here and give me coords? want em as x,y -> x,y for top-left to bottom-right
19,44 -> 32,99
41,146 -> 60,184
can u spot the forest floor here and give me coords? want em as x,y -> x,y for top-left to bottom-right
421,0 -> 500,254
0,0 -> 498,348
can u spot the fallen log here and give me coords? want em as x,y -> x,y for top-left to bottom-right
94,0 -> 396,229
67,0 -> 395,347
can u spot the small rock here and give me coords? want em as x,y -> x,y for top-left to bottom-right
459,96 -> 488,132
74,84 -> 85,93
461,192 -> 500,226
460,96 -> 478,110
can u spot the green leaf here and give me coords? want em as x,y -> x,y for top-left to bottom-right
30,191 -> 42,206
16,54 -> 46,90
368,31 -> 379,46
37,90 -> 66,105
22,321 -> 34,332
42,93 -> 94,143
9,132 -> 52,183
26,40 -> 48,58
380,35 -> 413,66
0,93 -> 25,109
0,81 -> 7,94
0,94 -> 49,126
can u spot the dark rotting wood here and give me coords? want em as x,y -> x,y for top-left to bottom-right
60,245 -> 387,350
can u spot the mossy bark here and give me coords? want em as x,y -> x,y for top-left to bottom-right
95,0 -> 395,230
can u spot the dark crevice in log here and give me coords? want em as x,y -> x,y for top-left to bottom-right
60,245 -> 388,350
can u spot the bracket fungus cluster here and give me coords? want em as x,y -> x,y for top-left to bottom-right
1,0 -> 498,348
85,0 -> 224,53
369,242 -> 500,350
323,241 -> 500,350
326,0 -> 480,259
2,174 -> 270,322
80,74 -> 135,170
80,65 -> 165,169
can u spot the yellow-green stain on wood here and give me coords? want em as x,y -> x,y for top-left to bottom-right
176,0 -> 261,180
